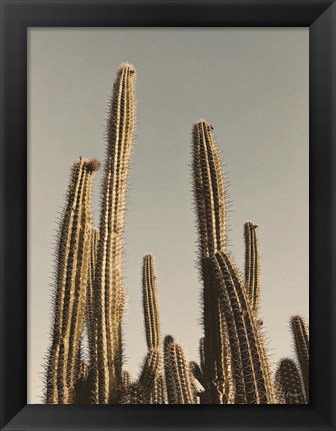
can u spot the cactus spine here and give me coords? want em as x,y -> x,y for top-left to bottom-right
46,158 -> 99,404
93,64 -> 136,403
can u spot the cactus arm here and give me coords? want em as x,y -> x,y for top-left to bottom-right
143,254 -> 160,350
94,64 -> 136,403
164,336 -> 196,404
244,221 -> 261,312
291,315 -> 309,401
120,350 -> 161,404
192,120 -> 227,258
275,358 -> 306,404
46,159 -> 99,404
209,252 -> 275,404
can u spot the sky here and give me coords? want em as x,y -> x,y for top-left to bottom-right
28,28 -> 309,403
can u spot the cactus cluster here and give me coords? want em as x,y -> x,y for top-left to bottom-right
45,63 -> 308,404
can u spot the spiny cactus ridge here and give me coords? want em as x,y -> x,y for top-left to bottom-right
45,65 -> 308,405
275,358 -> 306,404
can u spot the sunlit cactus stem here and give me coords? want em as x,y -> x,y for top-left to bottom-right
142,254 -> 165,403
208,252 -> 275,404
244,221 -> 261,313
192,120 -> 227,258
192,120 -> 233,404
46,158 -> 99,404
164,336 -> 196,404
291,315 -> 309,401
143,254 -> 160,350
93,63 -> 136,403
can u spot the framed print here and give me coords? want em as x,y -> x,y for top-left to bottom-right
0,1 -> 335,430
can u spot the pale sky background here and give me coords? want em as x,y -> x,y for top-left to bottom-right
28,28 -> 309,403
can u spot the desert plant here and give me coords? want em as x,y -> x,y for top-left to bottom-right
45,158 -> 100,404
164,336 -> 196,404
275,315 -> 309,404
45,64 -> 308,405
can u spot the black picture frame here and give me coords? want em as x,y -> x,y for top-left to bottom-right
0,0 -> 335,430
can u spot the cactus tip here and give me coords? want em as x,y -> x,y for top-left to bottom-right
86,159 -> 101,172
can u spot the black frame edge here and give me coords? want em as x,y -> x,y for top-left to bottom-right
0,1 -> 335,430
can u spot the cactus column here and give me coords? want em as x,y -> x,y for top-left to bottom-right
192,120 -> 233,404
46,158 -> 99,404
93,64 -> 136,403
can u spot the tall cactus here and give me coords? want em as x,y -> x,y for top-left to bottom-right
46,158 -> 100,404
244,221 -> 261,313
291,315 -> 309,401
93,63 -> 136,403
164,336 -> 196,404
192,120 -> 233,404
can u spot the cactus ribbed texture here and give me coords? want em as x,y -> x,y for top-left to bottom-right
208,252 -> 275,404
193,120 -> 227,258
143,254 -> 160,350
244,221 -> 260,313
120,350 -> 161,404
93,63 -> 136,403
291,315 -> 309,401
192,120 -> 234,404
46,158 -> 99,404
164,336 -> 196,404
142,254 -> 165,403
275,358 -> 306,404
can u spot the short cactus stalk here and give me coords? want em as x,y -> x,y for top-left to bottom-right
208,252 -> 275,404
291,315 -> 309,401
45,158 -> 99,404
93,63 -> 136,403
143,254 -> 160,350
275,358 -> 306,404
142,254 -> 165,403
244,221 -> 261,313
164,336 -> 196,404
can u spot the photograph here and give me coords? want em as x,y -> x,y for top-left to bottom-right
28,27 -> 309,405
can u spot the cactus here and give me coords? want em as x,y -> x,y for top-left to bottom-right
164,336 -> 196,404
291,315 -> 309,401
120,350 -> 161,404
45,158 -> 100,404
275,358 -> 306,404
207,252 -> 275,403
142,254 -> 166,403
244,221 -> 261,313
192,120 -> 234,404
93,63 -> 136,403
143,254 -> 160,350
44,66 -> 308,406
